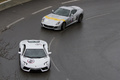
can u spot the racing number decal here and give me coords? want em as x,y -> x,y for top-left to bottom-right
74,16 -> 77,20
71,17 -> 74,22
71,16 -> 76,22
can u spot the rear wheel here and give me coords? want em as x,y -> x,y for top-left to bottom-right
61,22 -> 66,30
78,14 -> 83,23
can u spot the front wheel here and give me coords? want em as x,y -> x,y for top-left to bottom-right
61,22 -> 66,30
78,14 -> 83,23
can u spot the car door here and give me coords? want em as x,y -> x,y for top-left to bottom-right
71,9 -> 77,21
67,9 -> 77,25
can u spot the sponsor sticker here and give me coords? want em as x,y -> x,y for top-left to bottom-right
27,59 -> 35,64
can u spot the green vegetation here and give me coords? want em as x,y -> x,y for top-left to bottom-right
0,0 -> 7,3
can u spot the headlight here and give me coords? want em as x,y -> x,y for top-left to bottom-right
56,21 -> 60,25
23,61 -> 27,65
42,18 -> 45,22
44,61 -> 48,66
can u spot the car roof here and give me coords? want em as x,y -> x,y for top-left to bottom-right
22,40 -> 44,49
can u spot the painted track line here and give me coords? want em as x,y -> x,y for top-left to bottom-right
66,78 -> 69,80
49,38 -> 60,72
6,17 -> 24,28
61,0 -> 79,4
86,13 -> 111,20
51,58 -> 60,72
32,6 -> 52,15
49,37 -> 55,51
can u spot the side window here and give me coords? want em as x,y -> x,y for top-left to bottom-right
71,9 -> 77,14
19,48 -> 21,52
23,44 -> 26,54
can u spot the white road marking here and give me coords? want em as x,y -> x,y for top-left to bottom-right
51,58 -> 60,72
86,13 -> 111,20
66,78 -> 69,80
6,17 -> 24,28
49,38 -> 60,72
49,37 -> 55,51
61,0 -> 79,4
32,6 -> 52,15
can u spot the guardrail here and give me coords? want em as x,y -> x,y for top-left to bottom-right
0,0 -> 31,11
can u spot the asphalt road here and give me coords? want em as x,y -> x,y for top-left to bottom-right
0,0 -> 120,80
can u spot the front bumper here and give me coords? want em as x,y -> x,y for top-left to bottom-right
41,23 -> 61,30
21,65 -> 49,72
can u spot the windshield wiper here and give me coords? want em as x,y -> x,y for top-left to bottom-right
34,57 -> 43,58
24,56 -> 31,58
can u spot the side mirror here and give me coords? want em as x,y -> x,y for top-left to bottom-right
18,48 -> 22,55
48,52 -> 52,55
70,13 -> 74,17
52,10 -> 54,13
18,52 -> 22,55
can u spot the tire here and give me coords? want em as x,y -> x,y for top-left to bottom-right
61,22 -> 66,30
78,14 -> 83,23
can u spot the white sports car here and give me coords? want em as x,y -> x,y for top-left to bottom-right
18,40 -> 51,72
41,6 -> 84,30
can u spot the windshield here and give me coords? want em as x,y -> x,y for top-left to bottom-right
24,49 -> 47,58
54,8 -> 70,17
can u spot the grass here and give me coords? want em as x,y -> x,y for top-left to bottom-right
0,0 -> 7,3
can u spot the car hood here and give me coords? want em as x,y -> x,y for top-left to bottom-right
43,13 -> 68,26
21,56 -> 50,68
